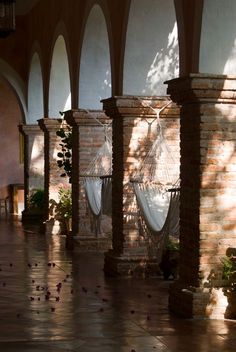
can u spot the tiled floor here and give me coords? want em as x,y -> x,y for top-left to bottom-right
0,218 -> 236,351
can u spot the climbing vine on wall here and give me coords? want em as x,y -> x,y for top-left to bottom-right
56,114 -> 72,183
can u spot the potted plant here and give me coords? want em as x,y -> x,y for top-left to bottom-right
159,239 -> 179,280
56,186 -> 72,232
22,188 -> 45,223
50,186 -> 72,234
221,252 -> 236,319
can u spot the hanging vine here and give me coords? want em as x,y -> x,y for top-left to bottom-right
56,113 -> 72,183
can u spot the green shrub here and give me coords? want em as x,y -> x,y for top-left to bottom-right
29,189 -> 44,209
56,118 -> 72,183
222,256 -> 236,280
54,187 -> 72,219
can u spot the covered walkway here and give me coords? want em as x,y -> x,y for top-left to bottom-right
0,219 -> 236,351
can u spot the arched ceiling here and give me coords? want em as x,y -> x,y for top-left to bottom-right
15,0 -> 39,15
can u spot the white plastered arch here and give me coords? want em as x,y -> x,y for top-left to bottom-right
79,4 -> 112,109
48,35 -> 71,118
200,0 -> 236,75
28,52 -> 44,123
123,0 -> 179,96
0,59 -> 27,120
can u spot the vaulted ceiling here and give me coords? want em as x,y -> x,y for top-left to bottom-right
15,0 -> 39,15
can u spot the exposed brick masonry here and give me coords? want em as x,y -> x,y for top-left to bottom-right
167,74 -> 236,319
65,110 -> 111,237
102,96 -> 180,276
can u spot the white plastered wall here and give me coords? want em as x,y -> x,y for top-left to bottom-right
123,0 -> 179,96
79,5 -> 111,110
200,0 -> 236,74
49,35 -> 71,118
28,53 -> 44,123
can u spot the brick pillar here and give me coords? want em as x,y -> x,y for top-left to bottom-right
38,118 -> 70,234
167,74 -> 236,319
64,109 -> 112,243
102,96 -> 180,276
19,124 -> 44,220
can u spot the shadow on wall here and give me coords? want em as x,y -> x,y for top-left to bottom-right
144,22 -> 179,95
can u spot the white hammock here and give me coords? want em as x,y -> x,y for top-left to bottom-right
133,181 -> 179,260
82,132 -> 112,236
132,100 -> 180,260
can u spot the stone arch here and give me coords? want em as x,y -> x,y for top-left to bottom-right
199,0 -> 236,74
78,3 -> 112,109
28,51 -> 44,123
123,0 -> 179,96
48,33 -> 71,118
0,59 -> 26,121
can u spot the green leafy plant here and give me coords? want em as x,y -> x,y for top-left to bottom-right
166,239 -> 179,251
52,187 -> 72,220
221,256 -> 236,280
28,189 -> 44,209
56,116 -> 72,183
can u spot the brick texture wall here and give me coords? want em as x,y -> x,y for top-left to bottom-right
65,110 -> 112,237
167,74 -> 236,319
103,96 -> 180,258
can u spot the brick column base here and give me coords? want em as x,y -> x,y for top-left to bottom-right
169,281 -> 232,319
104,250 -> 161,277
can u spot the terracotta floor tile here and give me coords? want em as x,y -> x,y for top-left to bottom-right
0,218 -> 236,351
